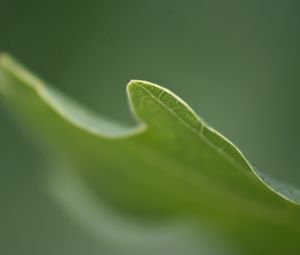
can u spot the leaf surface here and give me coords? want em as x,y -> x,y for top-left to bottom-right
1,54 -> 300,254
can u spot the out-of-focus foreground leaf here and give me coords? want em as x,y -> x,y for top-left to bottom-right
0,54 -> 300,255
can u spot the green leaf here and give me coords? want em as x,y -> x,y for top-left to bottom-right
1,54 -> 300,254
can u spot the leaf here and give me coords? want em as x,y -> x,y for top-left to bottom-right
1,54 -> 300,254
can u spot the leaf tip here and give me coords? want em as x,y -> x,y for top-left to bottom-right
127,79 -> 164,90
127,79 -> 166,100
126,79 -> 163,125
127,79 -> 150,104
127,79 -> 146,92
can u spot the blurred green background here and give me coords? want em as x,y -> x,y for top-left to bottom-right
0,0 -> 299,254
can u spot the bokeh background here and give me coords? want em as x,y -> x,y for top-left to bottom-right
0,0 -> 299,254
